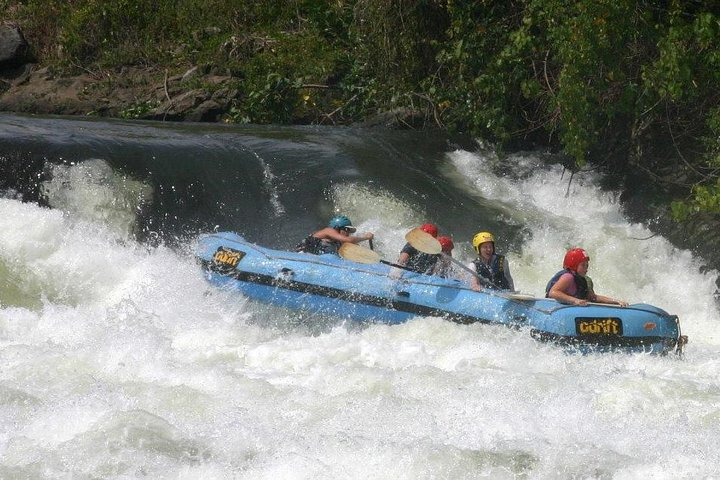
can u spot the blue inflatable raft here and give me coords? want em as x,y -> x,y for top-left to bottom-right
195,232 -> 686,355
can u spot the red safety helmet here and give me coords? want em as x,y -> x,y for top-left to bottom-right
420,223 -> 438,238
437,236 -> 454,253
563,248 -> 590,271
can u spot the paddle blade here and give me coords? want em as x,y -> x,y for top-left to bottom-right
405,228 -> 441,254
338,242 -> 381,264
505,293 -> 540,301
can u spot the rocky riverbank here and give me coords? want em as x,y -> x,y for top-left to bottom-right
1,22 -> 421,126
1,22 -> 241,122
1,62 -> 240,122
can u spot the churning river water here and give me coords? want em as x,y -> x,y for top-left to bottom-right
0,113 -> 719,479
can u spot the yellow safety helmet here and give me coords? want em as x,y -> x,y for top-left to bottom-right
472,231 -> 495,253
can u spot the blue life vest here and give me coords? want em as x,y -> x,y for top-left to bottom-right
472,254 -> 510,290
545,269 -> 589,299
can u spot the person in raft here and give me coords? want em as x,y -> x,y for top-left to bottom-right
396,223 -> 441,274
545,247 -> 628,307
295,215 -> 373,255
468,231 -> 515,291
431,235 -> 455,278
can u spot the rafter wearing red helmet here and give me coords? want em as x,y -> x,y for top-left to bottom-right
420,223 -> 439,238
431,236 -> 455,278
397,223 -> 440,274
545,247 -> 628,306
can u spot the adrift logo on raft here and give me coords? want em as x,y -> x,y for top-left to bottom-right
575,317 -> 623,336
211,247 -> 245,272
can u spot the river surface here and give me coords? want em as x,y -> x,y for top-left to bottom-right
0,113 -> 719,479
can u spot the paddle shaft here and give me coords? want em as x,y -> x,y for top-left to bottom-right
344,233 -> 549,314
443,253 -> 505,290
507,293 -> 631,309
404,228 -> 504,289
380,259 -> 416,272
442,249 -> 624,308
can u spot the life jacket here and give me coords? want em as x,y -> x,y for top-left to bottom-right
402,243 -> 439,274
295,235 -> 340,255
472,254 -> 510,290
433,256 -> 453,278
545,269 -> 589,299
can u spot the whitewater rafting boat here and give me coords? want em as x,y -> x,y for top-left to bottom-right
195,232 -> 686,355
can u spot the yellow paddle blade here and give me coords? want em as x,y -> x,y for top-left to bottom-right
338,242 -> 381,264
405,228 -> 441,254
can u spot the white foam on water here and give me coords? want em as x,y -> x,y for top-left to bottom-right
41,158 -> 153,239
1,151 -> 719,478
444,150 -> 720,345
252,151 -> 286,217
331,182 -> 445,264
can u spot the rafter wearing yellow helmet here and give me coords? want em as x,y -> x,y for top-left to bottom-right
468,231 -> 514,291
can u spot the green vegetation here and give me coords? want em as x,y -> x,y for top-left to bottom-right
2,0 -> 720,221
119,99 -> 160,119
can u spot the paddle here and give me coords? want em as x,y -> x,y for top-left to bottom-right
509,296 -> 629,307
343,233 -> 548,311
405,228 -> 507,290
338,242 -> 416,271
338,242 -> 380,264
404,228 -> 441,254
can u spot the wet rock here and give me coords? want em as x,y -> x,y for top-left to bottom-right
148,89 -> 210,121
0,66 -> 99,115
185,99 -> 225,122
181,66 -> 202,83
0,22 -> 30,69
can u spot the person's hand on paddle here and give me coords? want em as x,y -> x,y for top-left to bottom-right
594,295 -> 628,307
598,295 -> 629,307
